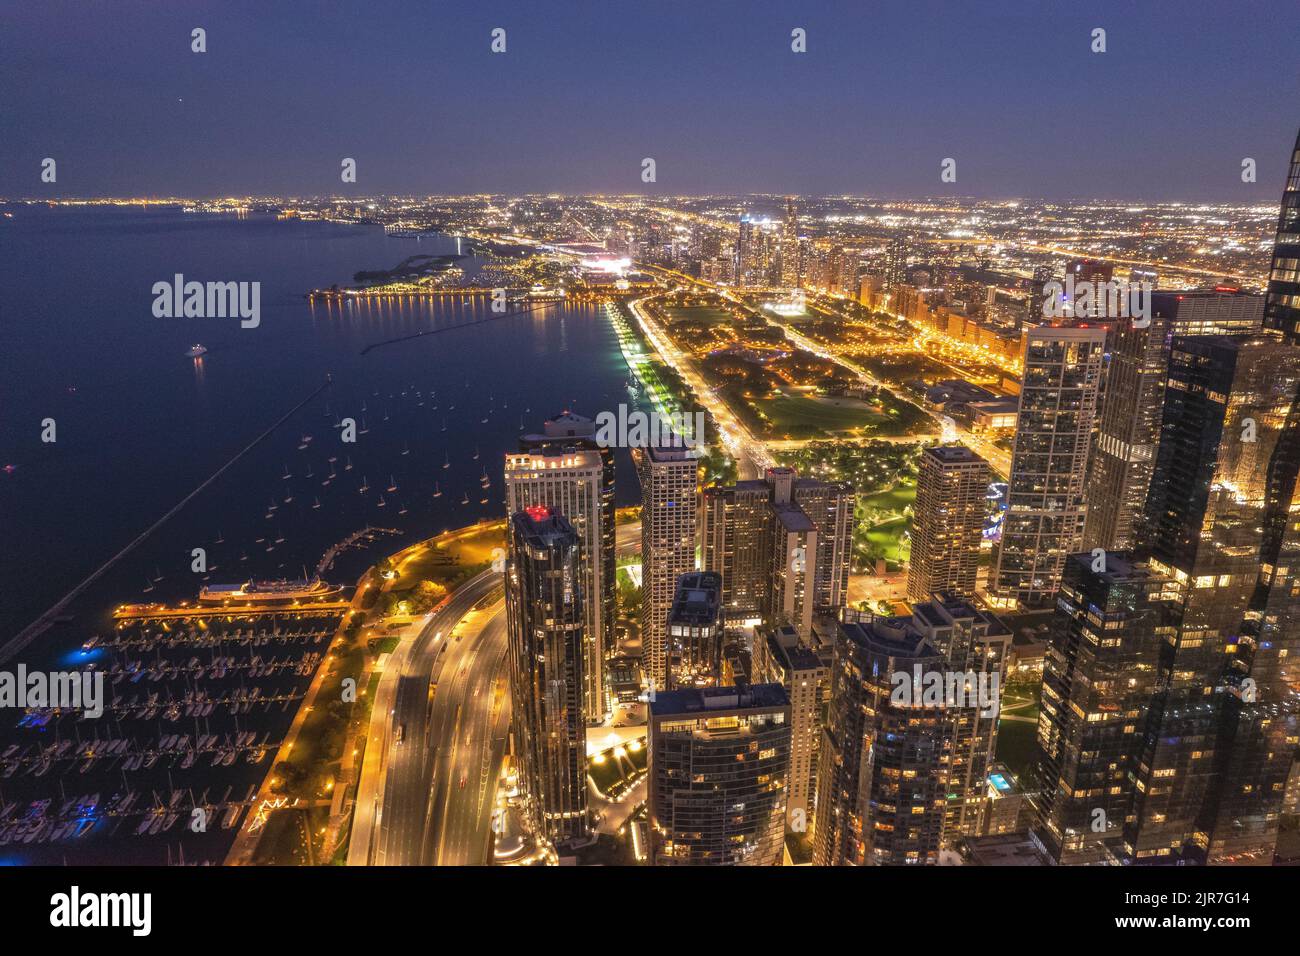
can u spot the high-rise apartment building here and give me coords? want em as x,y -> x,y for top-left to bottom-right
1209,128 -> 1300,865
635,444 -> 699,690
814,617 -> 947,865
1082,292 -> 1262,552
908,445 -> 989,601
700,467 -> 854,630
648,683 -> 791,865
665,571 -> 723,689
509,413 -> 615,721
814,594 -> 1010,864
911,595 -> 1011,838
991,324 -> 1106,608
1126,334 -> 1300,863
883,235 -> 909,294
504,507 -> 589,847
754,624 -> 828,832
1033,551 -> 1164,865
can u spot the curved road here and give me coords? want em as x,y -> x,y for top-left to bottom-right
350,522 -> 641,866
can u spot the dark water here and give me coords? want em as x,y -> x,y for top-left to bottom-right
0,205 -> 644,644
0,205 -> 647,864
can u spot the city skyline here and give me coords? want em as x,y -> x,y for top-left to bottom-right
7,4 -> 1300,921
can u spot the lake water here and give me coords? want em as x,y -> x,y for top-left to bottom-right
0,205 -> 645,650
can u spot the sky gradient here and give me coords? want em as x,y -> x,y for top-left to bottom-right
2,0 -> 1297,200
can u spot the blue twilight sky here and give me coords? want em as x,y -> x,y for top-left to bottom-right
1,0 -> 1297,200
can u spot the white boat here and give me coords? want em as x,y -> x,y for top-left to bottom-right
186,344 -> 208,358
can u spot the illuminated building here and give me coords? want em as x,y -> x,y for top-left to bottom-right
908,445 -> 989,602
991,325 -> 1106,608
813,616 -> 947,865
635,444 -> 699,690
648,683 -> 791,866
508,415 -> 613,720
781,196 -> 801,288
1202,129 -> 1300,864
504,508 -> 589,847
1126,333 -> 1300,864
1083,291 -> 1262,553
753,625 -> 827,833
700,467 -> 854,632
1033,551 -> 1164,864
883,234 -> 909,293
911,594 -> 1011,838
665,571 -> 723,689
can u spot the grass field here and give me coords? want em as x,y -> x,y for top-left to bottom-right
662,305 -> 736,325
756,393 -> 889,433
861,485 -> 916,512
865,516 -> 909,562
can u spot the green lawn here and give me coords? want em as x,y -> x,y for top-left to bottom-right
861,485 -> 916,512
865,517 -> 909,562
756,393 -> 889,433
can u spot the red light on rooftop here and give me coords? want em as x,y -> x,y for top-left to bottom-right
525,504 -> 551,522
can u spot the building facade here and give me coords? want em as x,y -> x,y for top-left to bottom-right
991,324 -> 1106,608
908,444 -> 989,601
505,508 -> 589,847
648,684 -> 791,865
635,444 -> 699,690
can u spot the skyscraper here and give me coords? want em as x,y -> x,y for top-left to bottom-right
507,418 -> 613,721
700,467 -> 854,631
665,571 -> 723,689
770,502 -> 818,638
814,617 -> 947,865
1082,291 -> 1262,552
781,196 -> 801,288
505,507 -> 589,847
1033,551 -> 1164,865
635,444 -> 699,690
991,324 -> 1106,608
648,683 -> 791,866
908,444 -> 989,601
911,595 -> 1011,839
883,234 -> 909,294
753,625 -> 828,834
1126,334 -> 1300,863
700,481 -> 772,622
1200,129 -> 1300,864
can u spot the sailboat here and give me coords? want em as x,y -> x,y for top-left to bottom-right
281,464 -> 292,480
441,418 -> 447,432
274,529 -> 285,544
442,453 -> 450,470
401,443 -> 410,456
377,495 -> 387,508
143,576 -> 154,594
359,417 -> 370,435
268,498 -> 278,512
472,445 -> 479,460
397,501 -> 408,515
433,483 -> 442,498
215,530 -> 224,544
304,464 -> 314,478
344,456 -> 353,472
312,497 -> 321,510
283,487 -> 294,504
358,476 -> 370,494
460,491 -> 469,505
480,468 -> 491,489
387,475 -> 398,493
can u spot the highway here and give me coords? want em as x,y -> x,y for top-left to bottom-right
348,567 -> 503,865
349,522 -> 641,866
